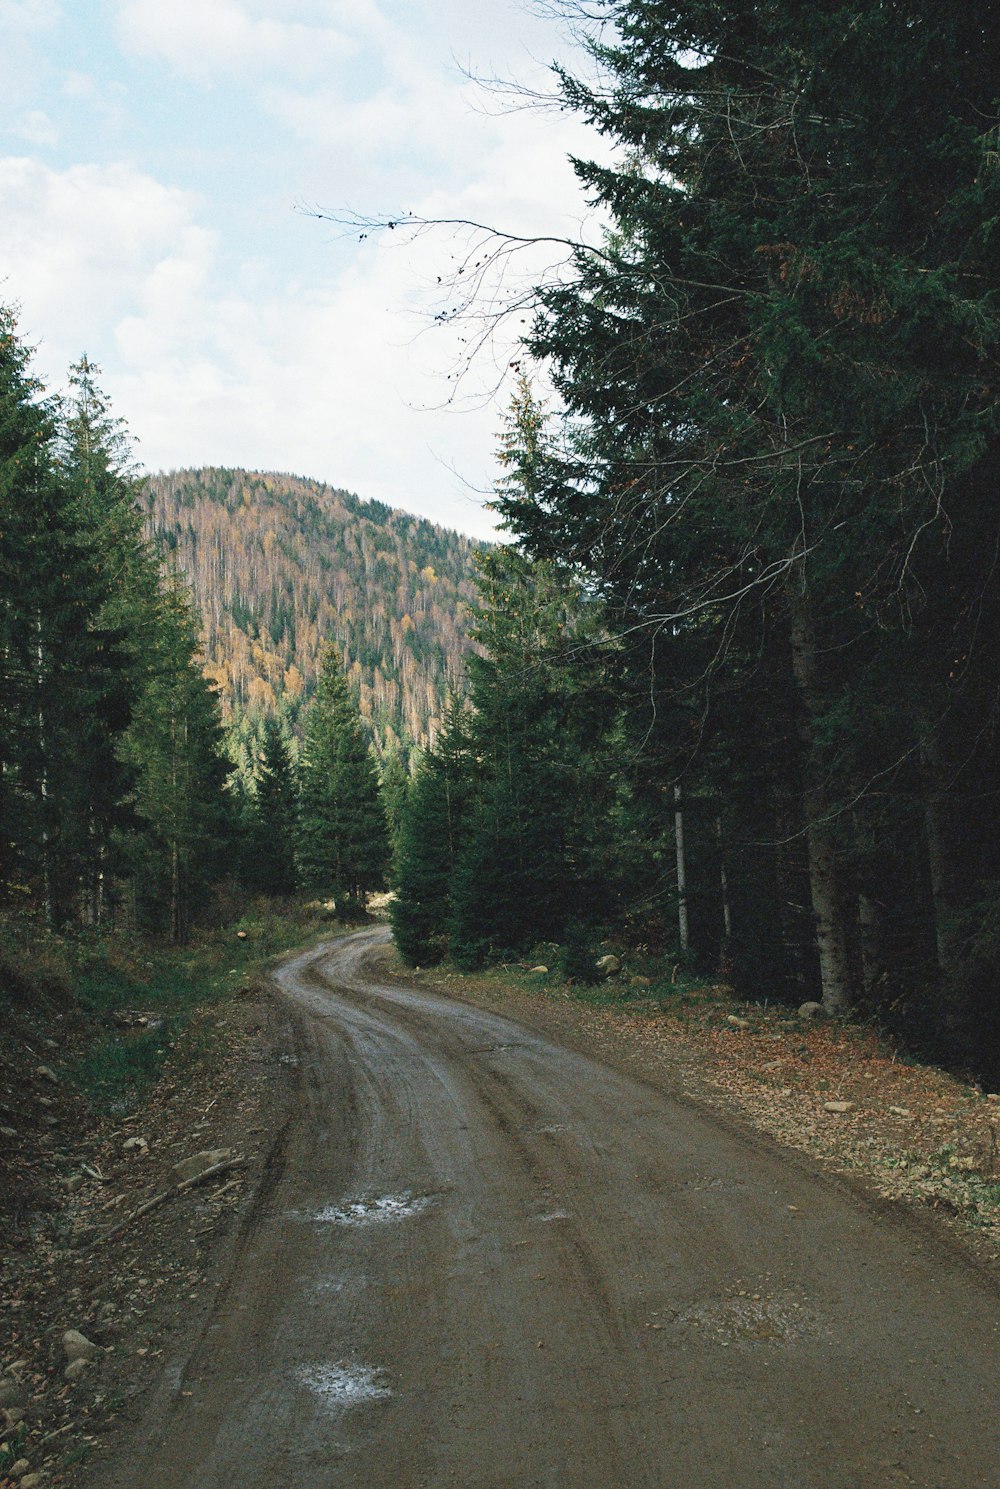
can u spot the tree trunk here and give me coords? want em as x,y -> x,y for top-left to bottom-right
918,718 -> 966,979
674,784 -> 689,956
788,591 -> 858,1012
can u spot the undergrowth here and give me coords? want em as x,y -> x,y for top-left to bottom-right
0,898 -> 336,1115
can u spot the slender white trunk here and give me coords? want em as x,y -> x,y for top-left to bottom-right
789,592 -> 856,1013
674,784 -> 689,956
717,817 -> 732,942
36,612 -> 52,927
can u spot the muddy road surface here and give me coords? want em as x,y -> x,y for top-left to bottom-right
105,928 -> 999,1488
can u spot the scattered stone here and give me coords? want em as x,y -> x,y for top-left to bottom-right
62,1329 -> 98,1364
122,1135 -> 149,1154
888,1106 -> 912,1117
1,1406 -> 25,1427
948,1154 -> 976,1171
36,1096 -> 55,1109
0,1381 -> 25,1409
65,1174 -> 84,1192
0,1125 -> 16,1138
726,1015 -> 750,1030
236,930 -> 248,940
171,1148 -> 233,1186
64,1358 -> 90,1382
630,975 -> 652,987
5,1360 -> 28,1377
987,1094 -> 999,1104
528,966 -> 549,975
43,1037 -> 58,1049
20,1475 -> 45,1488
823,1100 -> 854,1114
35,1065 -> 58,1085
595,954 -> 622,979
8,1459 -> 31,1480
798,1001 -> 826,1019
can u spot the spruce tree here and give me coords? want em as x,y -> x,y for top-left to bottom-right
297,643 -> 389,913
391,697 -> 472,965
489,1 -> 1000,1026
245,718 -> 298,895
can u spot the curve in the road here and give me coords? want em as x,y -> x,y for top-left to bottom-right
105,927 -> 1000,1489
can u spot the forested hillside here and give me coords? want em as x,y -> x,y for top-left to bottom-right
143,468 -> 481,754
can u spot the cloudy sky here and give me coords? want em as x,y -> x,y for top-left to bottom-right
0,0 -> 606,538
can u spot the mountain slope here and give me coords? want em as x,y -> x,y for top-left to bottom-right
143,468 -> 483,752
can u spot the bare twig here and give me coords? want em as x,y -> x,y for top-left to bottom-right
91,1158 -> 246,1246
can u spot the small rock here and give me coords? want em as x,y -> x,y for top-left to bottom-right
36,1096 -> 55,1109
5,1360 -> 28,1377
236,930 -> 248,940
62,1329 -> 98,1364
888,1106 -> 912,1117
9,1459 -> 31,1480
43,1037 -> 58,1049
595,954 -> 622,978
20,1476 -> 45,1488
0,1125 -> 16,1138
64,1358 -> 90,1382
630,975 -> 652,987
948,1155 -> 976,1171
823,1100 -> 854,1114
798,1001 -> 826,1019
528,965 -> 549,975
122,1135 -> 149,1154
2,1406 -> 25,1427
40,1115 -> 58,1126
171,1148 -> 232,1186
65,1174 -> 84,1192
986,1094 -> 999,1104
0,1381 -> 25,1408
35,1065 -> 58,1085
726,1015 -> 750,1030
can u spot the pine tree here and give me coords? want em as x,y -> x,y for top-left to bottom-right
245,718 -> 298,895
119,574 -> 232,941
0,311 -> 131,922
297,643 -> 389,912
391,697 -> 472,965
489,1 -> 1000,1026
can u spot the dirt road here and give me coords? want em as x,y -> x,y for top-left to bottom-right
105,928 -> 999,1488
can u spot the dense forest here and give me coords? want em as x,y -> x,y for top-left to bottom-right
0,315 -> 396,938
143,468 -> 481,757
0,324 -> 233,941
390,0 -> 1000,1082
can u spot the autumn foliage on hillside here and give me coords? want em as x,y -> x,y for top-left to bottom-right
144,468 -> 482,753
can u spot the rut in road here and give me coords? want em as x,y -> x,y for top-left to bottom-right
104,926 -> 1000,1489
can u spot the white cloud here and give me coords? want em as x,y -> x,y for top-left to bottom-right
115,0 -> 359,83
0,0 -> 60,30
0,153 -> 501,534
0,156 -> 210,368
14,108 -> 57,147
0,2 -> 609,538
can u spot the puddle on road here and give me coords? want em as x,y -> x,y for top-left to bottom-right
297,1361 -> 392,1408
308,1192 -> 433,1226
